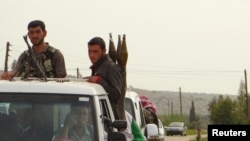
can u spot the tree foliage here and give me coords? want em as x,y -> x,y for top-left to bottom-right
208,95 -> 237,124
208,80 -> 250,124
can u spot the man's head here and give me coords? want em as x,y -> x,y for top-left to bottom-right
27,20 -> 47,46
8,103 -> 34,127
88,37 -> 106,64
71,103 -> 89,128
139,95 -> 157,113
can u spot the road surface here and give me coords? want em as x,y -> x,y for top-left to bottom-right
165,134 -> 207,141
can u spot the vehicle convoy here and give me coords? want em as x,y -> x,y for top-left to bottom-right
0,78 -> 127,141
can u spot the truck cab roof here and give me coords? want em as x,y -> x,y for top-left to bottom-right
0,78 -> 107,95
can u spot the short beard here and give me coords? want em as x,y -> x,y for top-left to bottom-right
32,38 -> 44,46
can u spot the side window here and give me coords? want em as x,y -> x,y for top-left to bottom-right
99,99 -> 111,133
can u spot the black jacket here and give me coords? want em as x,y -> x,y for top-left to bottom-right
90,55 -> 123,119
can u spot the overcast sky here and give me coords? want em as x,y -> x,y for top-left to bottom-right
1,0 -> 250,95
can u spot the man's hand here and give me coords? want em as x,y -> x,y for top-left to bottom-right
64,113 -> 78,129
0,72 -> 13,80
83,76 -> 101,83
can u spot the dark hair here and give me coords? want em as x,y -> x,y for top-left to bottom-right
88,37 -> 106,50
28,20 -> 46,31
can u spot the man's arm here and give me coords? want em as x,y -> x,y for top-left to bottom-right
52,50 -> 67,78
52,113 -> 75,141
13,52 -> 27,77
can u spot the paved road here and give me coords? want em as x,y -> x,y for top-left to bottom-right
165,134 -> 207,141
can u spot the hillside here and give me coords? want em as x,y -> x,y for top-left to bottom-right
130,87 -> 238,116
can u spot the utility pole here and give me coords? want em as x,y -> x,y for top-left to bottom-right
179,87 -> 183,117
77,68 -> 79,78
4,42 -> 11,72
244,69 -> 248,117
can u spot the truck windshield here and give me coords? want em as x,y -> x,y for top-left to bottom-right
0,93 -> 96,141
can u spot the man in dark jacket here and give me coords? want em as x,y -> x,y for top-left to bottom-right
84,37 -> 123,120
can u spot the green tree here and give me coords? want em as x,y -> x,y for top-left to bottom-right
208,95 -> 238,124
208,97 -> 217,123
189,100 -> 196,123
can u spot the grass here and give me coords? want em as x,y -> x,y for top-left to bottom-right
187,129 -> 207,135
164,129 -> 208,141
190,138 -> 207,141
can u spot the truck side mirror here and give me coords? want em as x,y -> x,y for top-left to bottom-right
109,131 -> 127,141
111,120 -> 127,129
145,123 -> 159,139
101,115 -> 127,141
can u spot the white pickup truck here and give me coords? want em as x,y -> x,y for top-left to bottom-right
0,78 -> 127,141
